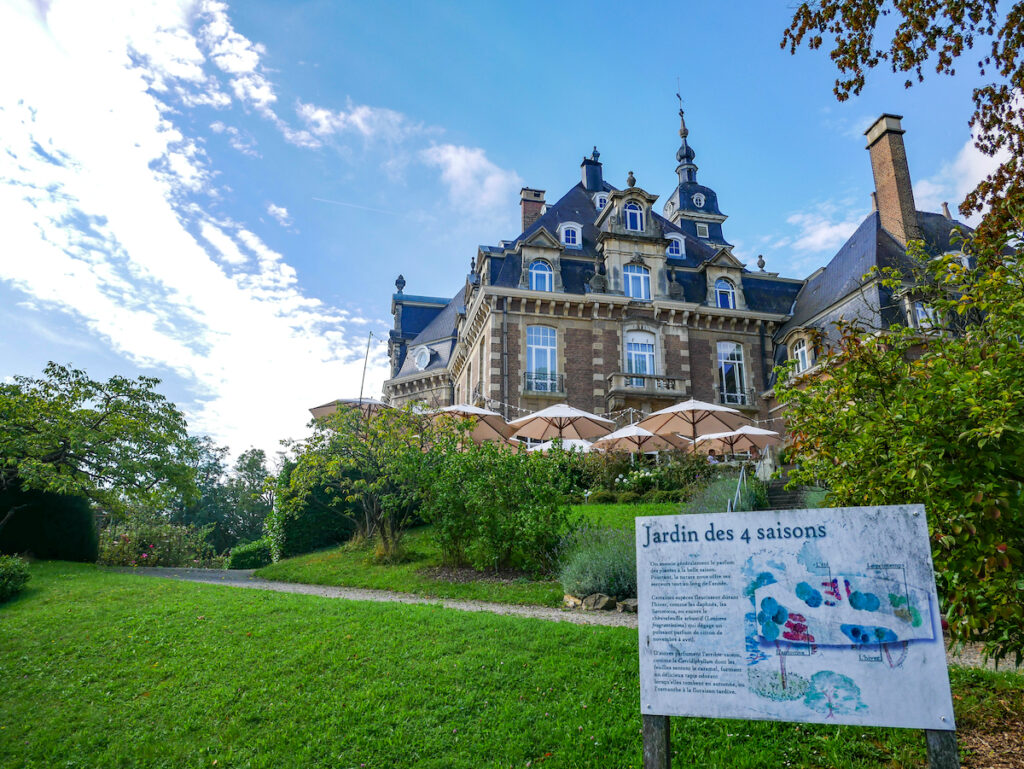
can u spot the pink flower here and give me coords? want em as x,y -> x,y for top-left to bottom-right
141,553 -> 147,558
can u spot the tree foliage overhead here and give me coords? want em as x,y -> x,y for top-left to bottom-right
776,229 -> 1024,664
782,0 -> 1022,236
0,362 -> 197,530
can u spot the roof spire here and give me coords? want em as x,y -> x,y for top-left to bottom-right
675,103 -> 697,184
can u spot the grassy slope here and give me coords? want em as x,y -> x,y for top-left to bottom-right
7,563 -> 1019,768
255,504 -> 679,605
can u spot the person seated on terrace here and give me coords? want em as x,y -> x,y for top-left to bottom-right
707,449 -> 720,465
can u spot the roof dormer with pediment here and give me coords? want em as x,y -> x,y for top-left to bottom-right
698,247 -> 749,310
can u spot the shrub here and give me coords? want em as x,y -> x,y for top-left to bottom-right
225,537 -> 273,569
98,521 -> 222,568
0,555 -> 30,602
616,491 -> 640,505
587,490 -> 616,505
265,461 -> 356,561
0,483 -> 97,562
421,442 -> 579,574
559,526 -> 637,599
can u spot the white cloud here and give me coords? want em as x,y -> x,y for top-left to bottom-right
786,208 -> 863,253
296,99 -> 422,143
209,120 -> 258,156
266,203 -> 292,227
913,133 -> 1009,225
0,0 -> 389,456
420,144 -> 523,219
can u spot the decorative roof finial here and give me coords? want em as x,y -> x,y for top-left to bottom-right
678,108 -> 689,140
627,170 -> 636,188
757,254 -> 766,272
395,274 -> 406,293
470,255 -> 476,272
591,146 -> 600,162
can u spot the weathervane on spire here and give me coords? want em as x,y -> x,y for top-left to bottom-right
675,79 -> 688,139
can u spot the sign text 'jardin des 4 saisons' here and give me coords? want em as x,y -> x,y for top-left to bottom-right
636,505 -> 955,731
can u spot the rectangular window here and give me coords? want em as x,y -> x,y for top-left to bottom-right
563,228 -> 577,246
717,342 -> 746,405
623,265 -> 651,300
626,333 -> 655,388
526,326 -> 558,392
915,301 -> 939,329
696,223 -> 710,239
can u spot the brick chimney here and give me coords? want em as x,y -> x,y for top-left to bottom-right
865,114 -> 921,246
520,188 -> 545,233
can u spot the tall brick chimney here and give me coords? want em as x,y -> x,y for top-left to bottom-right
865,114 -> 921,246
520,187 -> 545,233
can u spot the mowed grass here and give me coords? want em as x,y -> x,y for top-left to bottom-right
7,564 -> 1020,768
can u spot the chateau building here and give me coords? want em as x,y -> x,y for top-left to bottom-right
381,112 -> 969,428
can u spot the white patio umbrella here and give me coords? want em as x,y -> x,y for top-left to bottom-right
509,403 -> 615,441
695,425 -> 780,456
527,438 -> 594,454
591,424 -> 680,454
637,398 -> 749,449
432,404 -> 514,444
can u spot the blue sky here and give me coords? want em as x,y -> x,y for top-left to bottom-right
0,0 -> 998,456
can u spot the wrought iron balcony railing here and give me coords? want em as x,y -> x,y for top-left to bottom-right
523,372 -> 564,394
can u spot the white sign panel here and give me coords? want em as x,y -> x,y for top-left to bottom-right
636,505 -> 955,730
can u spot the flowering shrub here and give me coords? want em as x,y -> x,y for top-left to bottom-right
98,521 -> 223,568
0,555 -> 30,602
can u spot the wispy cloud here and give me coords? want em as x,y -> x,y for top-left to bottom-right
266,203 -> 292,227
913,132 -> 1009,225
420,144 -> 523,221
210,120 -> 258,156
0,0 -> 389,455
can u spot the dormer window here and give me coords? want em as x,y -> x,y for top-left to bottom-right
914,301 -> 940,329
696,222 -> 710,239
529,260 -> 554,292
559,223 -> 582,249
715,278 -> 736,309
666,236 -> 683,257
623,264 -> 651,300
413,347 -> 431,371
594,193 -> 608,211
792,339 -> 811,372
624,202 -> 644,231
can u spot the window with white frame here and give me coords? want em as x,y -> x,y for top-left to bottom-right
526,326 -> 558,392
563,227 -> 578,247
623,264 -> 651,300
625,329 -> 656,387
792,338 -> 811,372
594,193 -> 608,211
717,342 -> 746,405
666,236 -> 683,257
528,260 -> 553,292
914,301 -> 940,329
715,278 -> 736,309
696,222 -> 710,239
624,202 -> 644,231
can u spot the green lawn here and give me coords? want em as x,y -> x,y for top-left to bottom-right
5,563 -> 1019,768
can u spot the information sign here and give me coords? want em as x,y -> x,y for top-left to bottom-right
636,505 -> 954,731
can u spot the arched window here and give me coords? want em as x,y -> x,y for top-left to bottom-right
715,278 -> 736,309
526,326 -> 558,392
624,202 -> 644,231
666,237 -> 682,257
717,342 -> 746,405
793,339 -> 810,372
625,329 -> 656,388
528,261 -> 553,292
623,264 -> 651,300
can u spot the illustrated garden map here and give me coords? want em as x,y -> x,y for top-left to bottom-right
636,505 -> 955,730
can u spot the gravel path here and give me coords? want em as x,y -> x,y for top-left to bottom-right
116,567 -> 1021,670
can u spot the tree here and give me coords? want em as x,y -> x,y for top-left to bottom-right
167,435 -> 233,552
0,362 -> 197,532
223,448 -> 274,545
776,233 -> 1024,664
286,405 -> 435,559
782,0 -> 1024,239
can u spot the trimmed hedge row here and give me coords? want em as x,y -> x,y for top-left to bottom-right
225,537 -> 273,569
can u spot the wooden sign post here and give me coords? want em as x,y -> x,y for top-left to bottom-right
636,505 -> 960,768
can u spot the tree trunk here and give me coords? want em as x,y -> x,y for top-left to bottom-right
0,504 -> 28,534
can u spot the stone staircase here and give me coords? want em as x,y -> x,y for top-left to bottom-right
766,466 -> 810,510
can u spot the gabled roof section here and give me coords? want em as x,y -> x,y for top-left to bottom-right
700,247 -> 745,270
411,285 -> 466,345
511,181 -> 613,259
776,210 -> 973,339
520,226 -> 561,250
